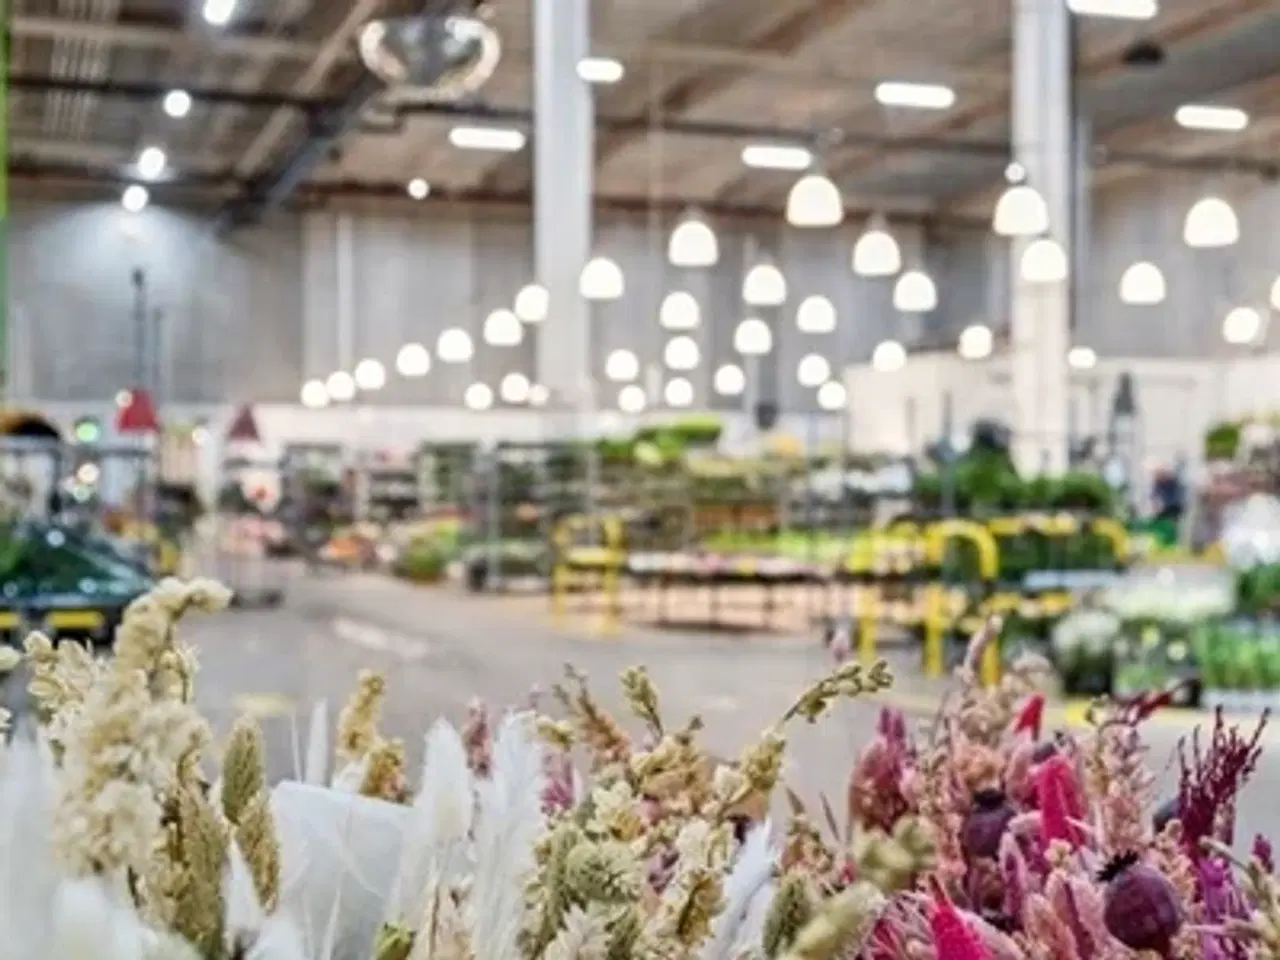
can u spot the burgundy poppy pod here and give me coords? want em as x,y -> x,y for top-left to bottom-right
1100,853 -> 1184,956
961,789 -> 1016,861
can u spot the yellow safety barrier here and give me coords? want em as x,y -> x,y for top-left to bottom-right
923,519 -> 1000,683
551,513 -> 627,635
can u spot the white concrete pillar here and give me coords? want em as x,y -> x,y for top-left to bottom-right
533,0 -> 593,409
1010,0 -> 1076,474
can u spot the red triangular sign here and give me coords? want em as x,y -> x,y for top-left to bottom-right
115,387 -> 160,435
226,404 -> 261,443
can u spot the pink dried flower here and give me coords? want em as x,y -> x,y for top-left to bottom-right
461,698 -> 493,777
1014,695 -> 1045,741
848,709 -> 915,831
1023,892 -> 1081,959
998,832 -> 1029,925
929,880 -> 992,960
1177,708 -> 1267,857
1253,834 -> 1275,874
962,789 -> 1016,863
541,749 -> 577,815
1036,756 -> 1084,850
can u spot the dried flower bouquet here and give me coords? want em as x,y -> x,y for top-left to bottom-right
2,581 -> 1279,960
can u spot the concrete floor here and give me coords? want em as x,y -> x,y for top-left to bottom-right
29,570 -> 1280,842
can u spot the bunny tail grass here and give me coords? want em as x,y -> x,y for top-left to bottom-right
467,711 -> 546,960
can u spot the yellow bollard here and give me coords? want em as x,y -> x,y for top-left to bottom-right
550,516 -> 575,621
858,585 -> 879,665
923,584 -> 946,678
924,519 -> 1002,682
981,638 -> 1001,688
599,515 -> 625,636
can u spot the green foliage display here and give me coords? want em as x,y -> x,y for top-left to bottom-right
1204,421 -> 1242,462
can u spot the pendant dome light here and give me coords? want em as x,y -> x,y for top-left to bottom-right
992,164 -> 1049,237
796,353 -> 832,388
957,323 -> 993,360
734,317 -> 773,355
742,260 -> 787,306
796,294 -> 837,333
579,256 -> 625,300
513,283 -> 548,322
817,380 -> 847,411
713,363 -> 746,396
1067,346 -> 1097,370
664,377 -> 694,408
1183,196 -> 1239,248
464,381 -> 493,411
605,349 -> 639,383
663,335 -> 701,371
1118,261 -> 1167,305
871,340 -> 907,372
499,372 -> 531,404
618,384 -> 647,413
483,308 -> 523,346
353,358 -> 387,391
892,269 -> 937,312
851,216 -> 901,276
326,370 -> 356,401
659,291 -> 700,330
785,170 -> 843,227
668,211 -> 719,267
1223,306 -> 1262,345
1271,275 -> 1280,312
396,342 -> 431,376
1020,236 -> 1069,283
301,379 -> 330,409
437,327 -> 474,363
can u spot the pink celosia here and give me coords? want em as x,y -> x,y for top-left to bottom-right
1014,695 -> 1045,741
1035,756 -> 1084,850
929,883 -> 992,960
1177,709 -> 1267,857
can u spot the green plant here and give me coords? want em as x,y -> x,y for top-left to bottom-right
397,539 -> 448,583
1205,421 -> 1242,462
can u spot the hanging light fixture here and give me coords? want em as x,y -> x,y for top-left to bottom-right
1068,346 -> 1098,370
618,384 -> 647,413
300,379 -> 329,409
734,317 -> 773,355
514,283 -> 548,322
1271,275 -> 1280,311
483,308 -> 523,346
1118,261 -> 1167,305
785,171 -> 843,228
796,294 -> 837,333
1223,306 -> 1262,345
326,370 -> 356,401
437,327 -> 474,363
713,363 -> 746,396
464,382 -> 494,410
871,340 -> 907,372
957,323 -> 993,360
663,335 -> 700,371
396,342 -> 431,376
353,358 -> 387,391
796,353 -> 831,388
1183,196 -> 1239,248
742,260 -> 787,306
851,216 -> 901,276
499,372 -> 531,404
892,269 -> 937,312
659,291 -> 700,330
1020,236 -> 1069,283
579,256 -> 624,300
817,380 -> 847,411
605,348 -> 640,383
664,377 -> 694,408
992,165 -> 1049,237
667,211 -> 719,267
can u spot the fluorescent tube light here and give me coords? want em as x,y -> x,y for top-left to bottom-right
874,81 -> 956,110
577,57 -> 624,84
741,144 -> 812,171
1175,104 -> 1249,132
448,126 -> 526,151
1066,0 -> 1157,20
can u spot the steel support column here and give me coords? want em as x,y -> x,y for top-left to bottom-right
1010,0 -> 1078,474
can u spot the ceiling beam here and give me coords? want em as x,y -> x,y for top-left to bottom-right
9,13 -> 321,61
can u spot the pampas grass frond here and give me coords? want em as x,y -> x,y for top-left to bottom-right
304,700 -> 330,786
702,820 -> 777,960
543,905 -> 611,960
468,711 -> 545,960
48,879 -> 148,960
387,719 -> 475,925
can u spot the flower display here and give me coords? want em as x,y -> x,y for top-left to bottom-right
2,581 -> 1280,960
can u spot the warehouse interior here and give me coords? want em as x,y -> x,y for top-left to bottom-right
9,0 -> 1280,918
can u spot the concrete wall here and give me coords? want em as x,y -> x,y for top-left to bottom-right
9,199 -> 935,415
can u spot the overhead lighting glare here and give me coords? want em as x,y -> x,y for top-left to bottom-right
874,81 -> 956,110
448,125 -> 526,152
407,177 -> 430,199
741,143 -> 812,171
121,184 -> 149,213
577,57 -> 624,84
202,0 -> 236,25
137,146 -> 167,180
163,89 -> 192,118
1175,104 -> 1249,132
1065,0 -> 1157,19
668,212 -> 718,267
